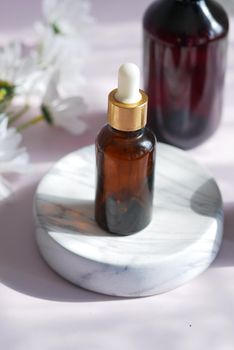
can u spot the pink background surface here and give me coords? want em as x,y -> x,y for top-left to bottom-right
0,1 -> 234,349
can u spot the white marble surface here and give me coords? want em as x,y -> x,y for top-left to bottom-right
34,143 -> 223,297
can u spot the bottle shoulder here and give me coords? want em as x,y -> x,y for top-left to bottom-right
143,0 -> 229,46
96,125 -> 156,159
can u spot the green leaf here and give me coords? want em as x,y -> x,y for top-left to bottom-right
52,22 -> 62,34
41,104 -> 53,125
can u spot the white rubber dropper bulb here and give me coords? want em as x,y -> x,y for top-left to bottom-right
115,63 -> 142,104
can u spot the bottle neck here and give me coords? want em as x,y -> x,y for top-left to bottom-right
108,125 -> 144,138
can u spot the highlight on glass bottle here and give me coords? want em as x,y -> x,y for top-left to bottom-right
143,0 -> 229,149
95,63 -> 156,235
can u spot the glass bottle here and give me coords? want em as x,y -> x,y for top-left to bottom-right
143,0 -> 229,149
95,64 -> 156,235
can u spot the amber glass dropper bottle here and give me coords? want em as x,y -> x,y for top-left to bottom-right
95,63 -> 156,235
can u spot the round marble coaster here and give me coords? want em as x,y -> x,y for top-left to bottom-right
34,143 -> 223,297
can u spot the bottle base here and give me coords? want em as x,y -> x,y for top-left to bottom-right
95,198 -> 152,236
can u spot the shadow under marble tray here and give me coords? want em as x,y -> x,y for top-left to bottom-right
34,143 -> 223,297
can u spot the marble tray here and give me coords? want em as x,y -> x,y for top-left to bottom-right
34,143 -> 223,297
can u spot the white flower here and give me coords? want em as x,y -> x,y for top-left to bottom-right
35,0 -> 93,97
41,72 -> 87,135
42,0 -> 93,36
0,41 -> 38,102
33,0 -> 94,99
35,26 -> 86,96
37,0 -> 93,64
0,113 -> 29,199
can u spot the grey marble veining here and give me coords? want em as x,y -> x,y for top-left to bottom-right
34,143 -> 223,297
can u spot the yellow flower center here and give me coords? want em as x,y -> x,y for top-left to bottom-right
0,80 -> 15,103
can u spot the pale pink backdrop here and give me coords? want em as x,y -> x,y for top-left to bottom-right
0,1 -> 234,350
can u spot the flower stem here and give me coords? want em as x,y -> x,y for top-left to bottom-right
17,115 -> 44,131
9,104 -> 30,126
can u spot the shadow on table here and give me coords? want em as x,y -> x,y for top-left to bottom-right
190,179 -> 234,268
0,111 -> 125,302
212,202 -> 234,268
0,179 -> 125,302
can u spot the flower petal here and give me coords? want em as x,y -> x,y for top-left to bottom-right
0,176 -> 12,200
60,118 -> 87,135
42,69 -> 60,104
0,113 -> 29,170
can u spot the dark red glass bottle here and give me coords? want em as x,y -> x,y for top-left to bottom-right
143,0 -> 229,149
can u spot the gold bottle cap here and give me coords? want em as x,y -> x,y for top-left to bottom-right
108,88 -> 148,132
